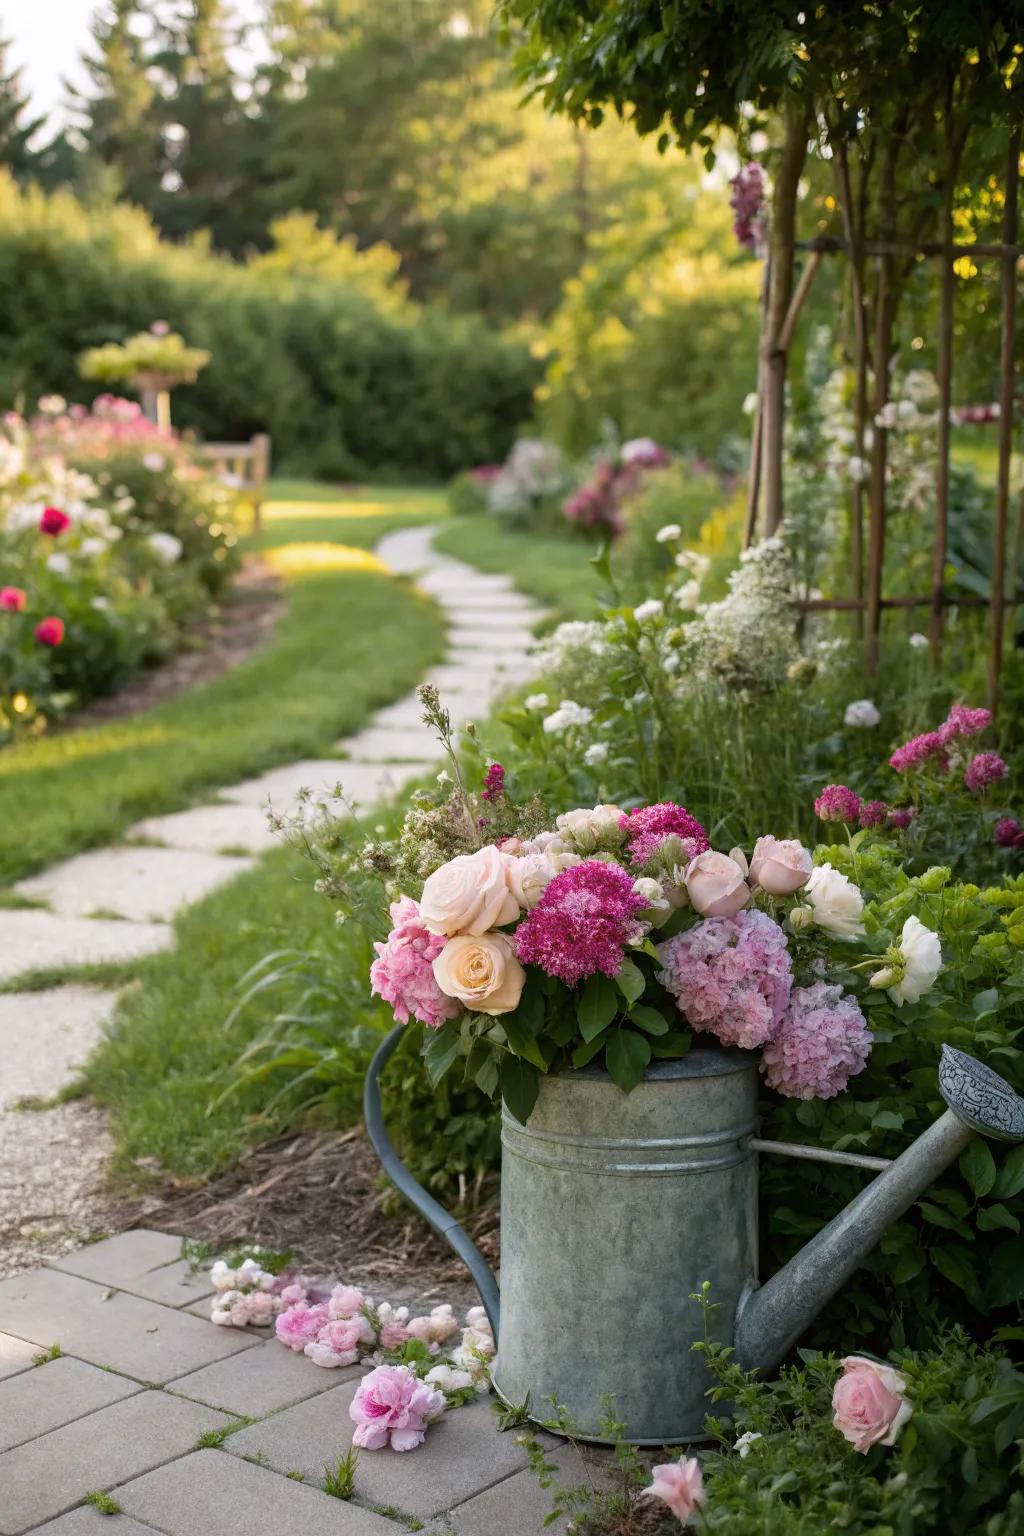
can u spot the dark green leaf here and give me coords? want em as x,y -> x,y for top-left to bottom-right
423,1020 -> 462,1087
614,958 -> 645,1005
572,1031 -> 610,1069
977,1203 -> 1020,1234
993,1144 -> 1024,1201
987,1240 -> 1024,1308
605,1030 -> 651,1093
630,1004 -> 669,1036
500,1058 -> 540,1125
502,1017 -> 548,1071
960,1140 -> 997,1199
577,975 -> 619,1042
649,1029 -> 691,1059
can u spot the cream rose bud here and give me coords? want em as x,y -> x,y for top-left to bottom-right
432,932 -> 526,1015
685,850 -> 751,917
420,845 -> 520,936
555,804 -> 624,851
503,850 -> 557,909
749,836 -> 813,895
804,862 -> 866,938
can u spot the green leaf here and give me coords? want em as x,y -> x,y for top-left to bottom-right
423,1020 -> 462,1087
572,1031 -> 610,1069
614,958 -> 646,1005
605,1030 -> 651,1093
649,1029 -> 691,1059
502,1016 -> 548,1071
960,1139 -> 997,1199
977,1203 -> 1021,1234
893,1248 -> 925,1284
474,1054 -> 499,1099
987,1240 -> 1024,1308
993,1144 -> 1024,1201
973,988 -> 1000,1017
577,975 -> 619,1042
500,1058 -> 540,1125
931,1244 -> 982,1302
629,1004 -> 669,1036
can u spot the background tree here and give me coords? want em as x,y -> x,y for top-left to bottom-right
0,34 -> 45,181
68,0 -> 161,207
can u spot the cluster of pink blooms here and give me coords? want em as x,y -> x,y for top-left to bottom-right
621,801 -> 709,868
562,441 -> 670,536
761,983 -> 872,1101
1,505 -> 70,650
481,762 -> 505,802
814,783 -> 912,833
656,909 -> 793,1051
730,162 -> 767,251
996,817 -> 1024,850
889,703 -> 992,774
952,403 -> 1000,425
370,896 -> 461,1031
27,394 -> 174,460
964,751 -> 1007,793
515,860 -> 648,986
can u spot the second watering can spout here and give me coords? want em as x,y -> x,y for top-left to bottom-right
734,1046 -> 1024,1377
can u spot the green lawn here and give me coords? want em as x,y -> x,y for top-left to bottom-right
432,518 -> 603,623
0,484 -> 446,883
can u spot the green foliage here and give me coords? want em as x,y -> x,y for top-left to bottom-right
446,472 -> 490,518
322,1448 -> 359,1501
79,328 -> 210,385
82,1492 -> 121,1517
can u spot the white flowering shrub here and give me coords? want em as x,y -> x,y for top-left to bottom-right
485,436 -> 571,526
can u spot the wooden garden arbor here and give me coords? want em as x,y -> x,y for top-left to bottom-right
744,130 -> 1023,715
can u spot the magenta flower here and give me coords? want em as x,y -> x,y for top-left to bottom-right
760,982 -> 872,1100
730,162 -> 766,250
939,703 -> 991,744
964,752 -> 1007,793
620,802 -> 709,868
514,859 -> 647,986
370,897 -> 462,1030
858,799 -> 888,829
814,784 -> 862,824
656,910 -> 792,1051
887,807 -> 914,830
889,732 -> 947,773
996,817 -> 1024,849
349,1364 -> 446,1452
481,762 -> 505,802
275,1301 -> 330,1351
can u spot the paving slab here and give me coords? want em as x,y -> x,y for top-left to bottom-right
0,1331 -> 40,1380
16,847 -> 254,923
221,760 -> 411,811
227,1384 -> 535,1521
52,1230 -> 212,1308
0,987 -> 117,1108
0,1353 -> 140,1453
29,1511 -> 156,1536
441,1442 -> 612,1535
169,1337 -> 356,1418
377,525 -> 451,574
116,1448 -> 399,1536
0,1269 -> 257,1382
0,1390 -> 231,1534
0,911 -> 172,983
341,727 -> 442,763
129,802 -> 280,856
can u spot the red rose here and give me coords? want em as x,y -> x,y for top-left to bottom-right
39,506 -> 71,536
0,586 -> 26,612
34,616 -> 64,647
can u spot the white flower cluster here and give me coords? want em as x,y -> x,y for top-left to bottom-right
682,536 -> 798,691
486,437 -> 570,521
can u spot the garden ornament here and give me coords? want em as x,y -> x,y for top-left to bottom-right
366,1032 -> 1024,1443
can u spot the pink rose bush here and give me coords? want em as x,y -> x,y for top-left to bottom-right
832,1355 -> 913,1452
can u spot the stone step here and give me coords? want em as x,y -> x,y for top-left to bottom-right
16,847 -> 255,924
128,802 -> 280,856
221,758 -> 424,812
0,986 -> 117,1108
0,911 -> 172,984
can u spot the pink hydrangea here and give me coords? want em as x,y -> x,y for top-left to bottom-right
370,897 -> 462,1030
760,982 -> 872,1100
939,704 -> 991,744
656,910 -> 793,1050
964,752 -> 1007,793
349,1364 -> 446,1452
514,859 -> 647,986
889,731 -> 947,773
814,784 -> 862,824
275,1300 -> 330,1351
858,799 -> 888,829
620,802 -> 709,868
305,1314 -> 375,1368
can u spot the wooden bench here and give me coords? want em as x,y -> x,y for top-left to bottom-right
194,433 -> 271,535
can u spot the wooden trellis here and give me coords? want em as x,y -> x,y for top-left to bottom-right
743,130 -> 1023,715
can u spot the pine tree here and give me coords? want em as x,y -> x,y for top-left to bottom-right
69,0 -> 160,207
0,34 -> 44,180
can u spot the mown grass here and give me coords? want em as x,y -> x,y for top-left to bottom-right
432,518 -> 603,623
0,485 -> 446,883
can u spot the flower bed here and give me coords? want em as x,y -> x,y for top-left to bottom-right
0,395 -> 239,738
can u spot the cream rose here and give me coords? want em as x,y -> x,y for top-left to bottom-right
749,836 -> 813,896
503,850 -> 557,910
805,862 -> 865,938
684,850 -> 750,917
420,845 -> 520,936
554,804 -> 624,852
432,932 -> 525,1015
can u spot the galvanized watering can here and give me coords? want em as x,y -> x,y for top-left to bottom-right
366,1031 -> 1024,1444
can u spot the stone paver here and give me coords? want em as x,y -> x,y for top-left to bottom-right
115,1449 -> 398,1536
227,1384 -> 537,1521
129,802 -> 280,856
0,911 -> 172,983
0,1354 -> 139,1453
169,1337 -> 355,1418
0,1390 -> 231,1534
221,759 -> 415,810
0,1332 -> 38,1379
0,1268 -> 256,1382
342,727 -> 442,762
30,1510 -> 157,1536
52,1230 -> 212,1308
17,847 -> 254,923
0,988 -> 117,1107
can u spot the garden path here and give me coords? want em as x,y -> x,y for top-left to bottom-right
0,524 -> 545,1277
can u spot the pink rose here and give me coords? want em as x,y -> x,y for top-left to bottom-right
432,931 -> 526,1015
685,850 -> 750,916
349,1364 -> 446,1452
406,1304 -> 459,1347
328,1284 -> 367,1319
376,1301 -> 411,1350
749,836 -> 813,895
278,1283 -> 307,1307
832,1355 -> 913,1453
642,1455 -> 705,1524
419,845 -> 520,936
305,1314 -> 375,1367
274,1301 -> 329,1351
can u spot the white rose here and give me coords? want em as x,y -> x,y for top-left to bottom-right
844,698 -> 881,728
432,931 -> 526,1015
425,1363 -> 475,1392
883,915 -> 942,1006
503,850 -> 557,909
529,831 -> 581,872
804,863 -> 866,938
555,804 -> 624,852
420,845 -> 520,936
147,531 -> 183,563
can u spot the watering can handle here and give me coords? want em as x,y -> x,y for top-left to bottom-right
363,1024 -> 501,1338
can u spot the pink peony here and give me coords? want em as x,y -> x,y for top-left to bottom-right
832,1356 -> 913,1452
349,1364 -> 446,1452
0,586 -> 26,612
642,1455 -> 706,1524
621,802 -> 709,869
964,751 -> 1007,793
328,1284 -> 367,1319
34,616 -> 64,647
305,1314 -> 375,1368
814,784 -> 862,823
939,703 -> 991,744
370,896 -> 462,1030
858,799 -> 889,829
274,1300 -> 329,1351
514,859 -> 647,986
657,910 -> 792,1050
760,982 -> 871,1100
278,1283 -> 308,1307
889,731 -> 947,773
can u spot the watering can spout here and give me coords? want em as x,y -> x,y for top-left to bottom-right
735,1046 -> 1024,1376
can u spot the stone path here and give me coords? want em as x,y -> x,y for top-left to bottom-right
0,524 -> 544,1275
0,1231 -> 591,1534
